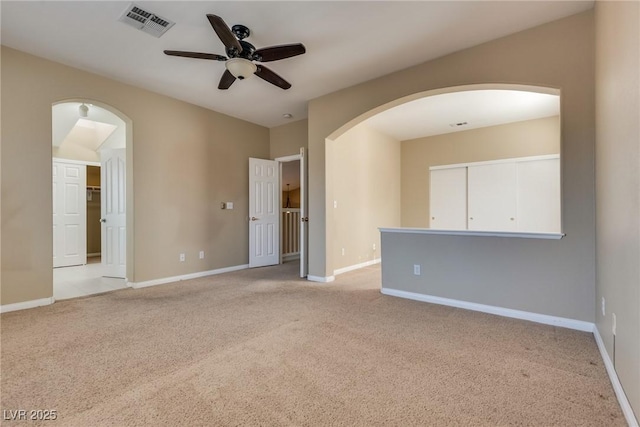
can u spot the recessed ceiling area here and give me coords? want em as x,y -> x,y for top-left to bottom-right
52,102 -> 126,162
1,1 -> 592,128
364,90 -> 560,141
62,119 -> 118,152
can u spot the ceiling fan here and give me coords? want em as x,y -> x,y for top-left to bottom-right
164,14 -> 306,90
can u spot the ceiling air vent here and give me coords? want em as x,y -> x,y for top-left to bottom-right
449,121 -> 469,128
118,3 -> 175,38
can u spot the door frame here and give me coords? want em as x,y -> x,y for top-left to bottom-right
51,99 -> 134,283
275,150 -> 308,277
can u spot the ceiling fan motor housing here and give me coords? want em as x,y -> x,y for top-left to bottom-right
231,24 -> 250,40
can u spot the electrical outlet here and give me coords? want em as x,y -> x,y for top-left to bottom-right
602,297 -> 606,316
199,251 -> 205,259
179,253 -> 185,262
413,264 -> 421,275
612,313 -> 616,336
341,248 -> 345,256
372,243 -> 376,251
334,200 -> 338,208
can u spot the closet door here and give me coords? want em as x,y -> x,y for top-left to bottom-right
516,158 -> 561,233
468,163 -> 517,231
53,160 -> 87,267
430,167 -> 467,230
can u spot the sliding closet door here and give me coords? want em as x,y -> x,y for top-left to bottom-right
516,158 -> 561,233
468,163 -> 517,231
430,167 -> 467,230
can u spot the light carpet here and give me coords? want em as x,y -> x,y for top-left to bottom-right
0,262 -> 625,426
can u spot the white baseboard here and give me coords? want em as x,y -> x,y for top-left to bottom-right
129,264 -> 249,289
380,288 -> 594,332
307,275 -> 335,283
334,258 -> 381,276
593,326 -> 639,427
1,297 -> 55,313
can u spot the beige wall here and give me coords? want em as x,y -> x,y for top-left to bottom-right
1,46 -> 269,305
87,193 -> 101,255
595,0 -> 640,420
86,165 -> 100,187
282,188 -> 300,209
330,124 -> 401,272
270,119 -> 308,159
402,116 -> 560,227
86,166 -> 101,255
309,11 -> 595,322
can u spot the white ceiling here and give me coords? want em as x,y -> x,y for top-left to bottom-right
365,90 -> 560,141
64,119 -> 118,152
52,102 -> 126,150
1,1 -> 592,128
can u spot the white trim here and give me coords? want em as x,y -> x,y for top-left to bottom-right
128,264 -> 249,289
429,154 -> 560,171
593,327 -> 639,427
275,154 -> 302,163
380,288 -> 594,332
52,157 -> 101,167
334,258 -> 381,276
307,275 -> 335,283
1,297 -> 55,313
379,227 -> 565,240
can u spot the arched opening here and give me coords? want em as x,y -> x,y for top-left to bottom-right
325,84 -> 561,277
51,99 -> 134,299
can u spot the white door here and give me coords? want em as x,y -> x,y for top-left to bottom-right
299,148 -> 308,277
516,158 -> 561,233
101,149 -> 126,278
430,167 -> 467,230
249,158 -> 279,268
53,160 -> 87,267
468,163 -> 517,231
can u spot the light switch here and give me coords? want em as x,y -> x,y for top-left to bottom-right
226,202 -> 233,209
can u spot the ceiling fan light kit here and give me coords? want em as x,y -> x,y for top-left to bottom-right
225,58 -> 257,80
164,14 -> 306,90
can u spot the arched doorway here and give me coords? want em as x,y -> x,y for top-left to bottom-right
322,84 -> 561,279
51,99 -> 134,299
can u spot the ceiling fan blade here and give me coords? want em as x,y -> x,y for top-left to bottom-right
254,44 -> 306,62
255,65 -> 292,90
207,14 -> 243,54
218,69 -> 236,90
164,50 -> 226,61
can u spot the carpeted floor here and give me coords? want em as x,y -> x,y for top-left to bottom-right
0,262 -> 625,426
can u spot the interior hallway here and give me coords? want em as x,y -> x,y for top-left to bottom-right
53,257 -> 127,300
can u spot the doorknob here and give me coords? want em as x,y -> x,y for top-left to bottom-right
251,217 -> 259,221
100,218 -> 106,223
301,217 -> 309,222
